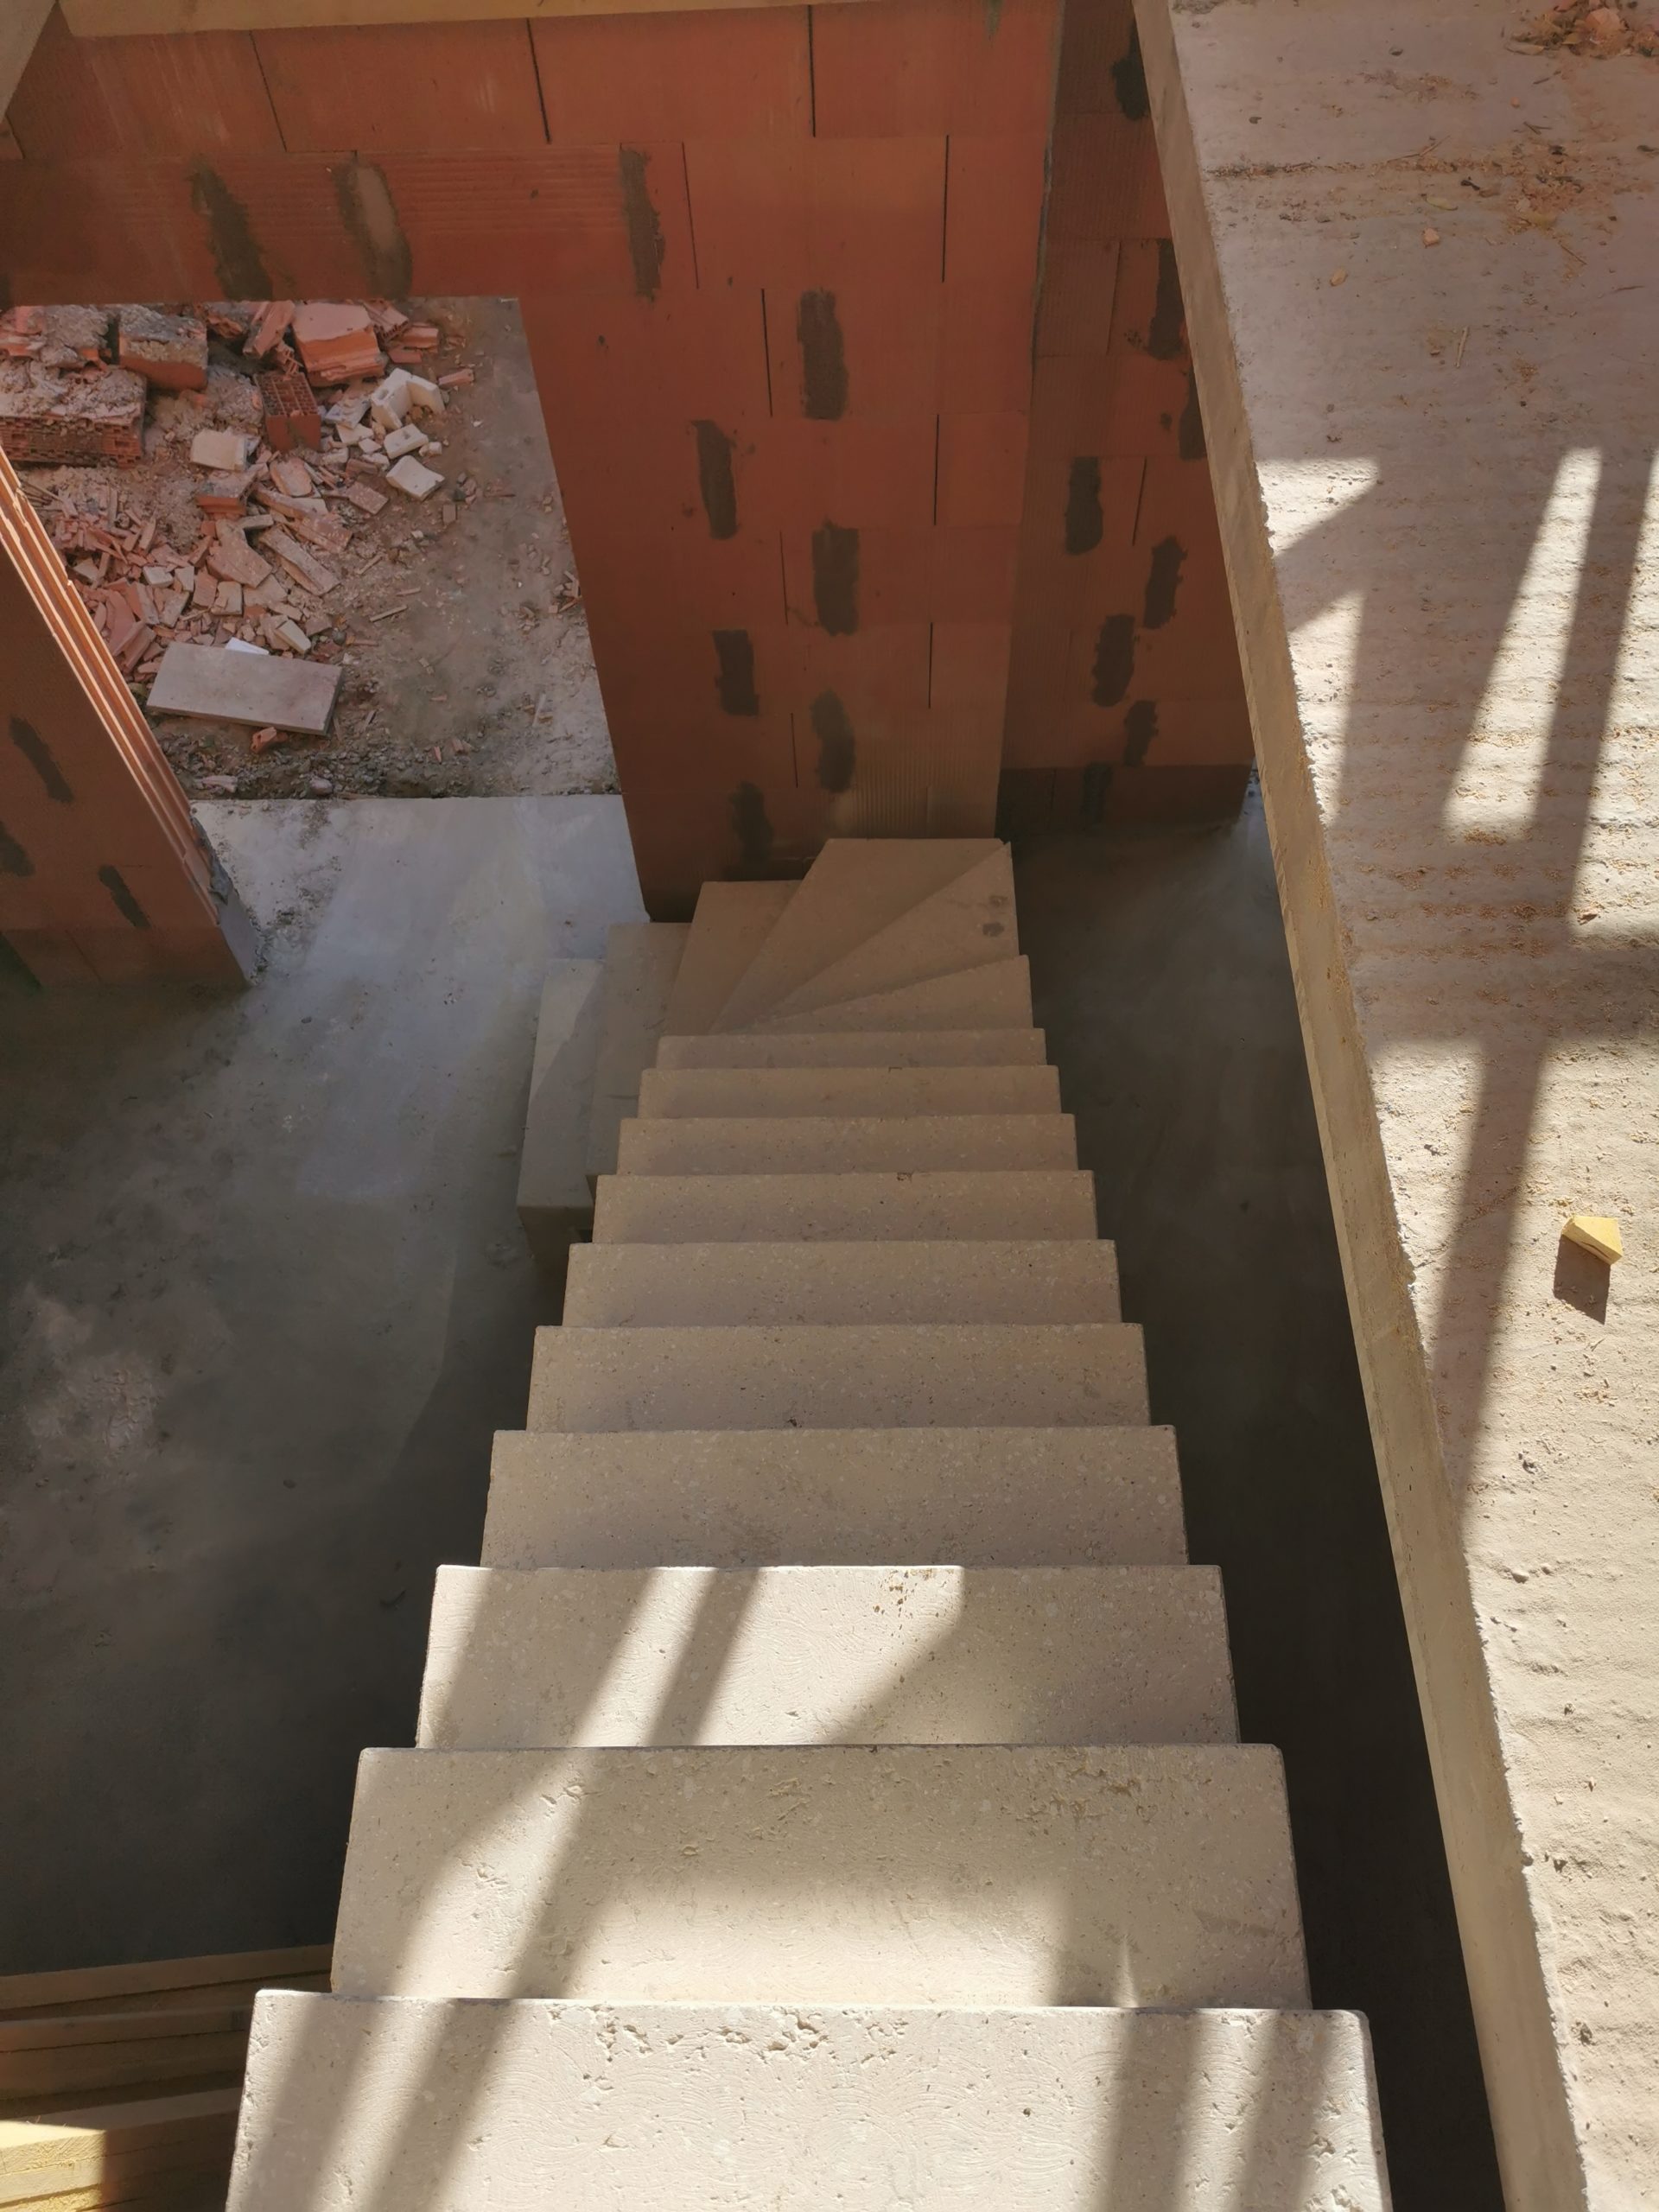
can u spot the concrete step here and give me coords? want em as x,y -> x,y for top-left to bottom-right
757,957 -> 1033,1033
637,1062 -> 1060,1118
514,960 -> 601,1271
655,1027 -> 1049,1069
715,837 -> 1001,1032
332,1744 -> 1306,2005
765,846 -> 1017,1025
593,1168 -> 1097,1243
482,1426 -> 1188,1569
232,1994 -> 1393,2212
562,1239 -> 1121,1325
614,1113 -> 1077,1176
584,921 -> 689,1185
525,1321 -> 1147,1430
662,880 -> 796,1036
416,1564 -> 1236,1749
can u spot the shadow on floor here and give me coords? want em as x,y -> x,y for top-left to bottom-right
1016,798 -> 1503,2212
0,798 -> 641,1970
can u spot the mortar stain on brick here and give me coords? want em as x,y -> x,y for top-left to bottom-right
1065,457 -> 1104,555
189,164 -> 271,299
0,821 -> 33,877
810,690 -> 855,793
1123,698 -> 1158,766
98,865 -> 149,930
619,149 -> 666,302
797,291 -> 849,421
729,780 -> 774,868
694,421 -> 739,540
1092,613 -> 1135,706
1144,537 -> 1185,629
333,162 -> 412,298
1148,242 -> 1185,360
1111,24 -> 1150,121
10,716 -> 72,803
812,523 -> 860,634
713,630 -> 760,715
1179,369 -> 1208,460
1081,761 -> 1112,826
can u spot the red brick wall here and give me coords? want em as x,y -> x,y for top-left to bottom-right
999,0 -> 1251,835
1,1 -> 1249,918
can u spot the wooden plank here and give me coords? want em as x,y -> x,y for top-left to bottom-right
0,2031 -> 247,2104
144,642 -> 340,735
0,2012 -> 250,2056
0,0 -> 53,118
61,0 -> 881,32
0,1950 -> 328,2023
0,2090 -> 239,2204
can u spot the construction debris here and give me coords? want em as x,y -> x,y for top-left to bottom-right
259,368 -> 322,452
190,427 -> 250,473
291,302 -> 384,386
146,640 -> 342,734
117,306 -> 208,391
0,359 -> 145,466
386,454 -> 444,500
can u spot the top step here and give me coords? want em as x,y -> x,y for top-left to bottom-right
715,840 -> 1002,1033
663,882 -> 796,1036
757,847 -> 1017,1028
654,1028 -> 1049,1071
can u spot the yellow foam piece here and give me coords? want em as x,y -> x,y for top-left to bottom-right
1563,1215 -> 1622,1266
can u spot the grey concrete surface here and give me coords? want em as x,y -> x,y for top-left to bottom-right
0,798 -> 642,1971
1016,804 -> 1502,2212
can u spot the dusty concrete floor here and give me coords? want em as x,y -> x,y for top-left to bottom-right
1016,798 -> 1502,2212
0,798 -> 642,1968
0,796 -> 1493,2204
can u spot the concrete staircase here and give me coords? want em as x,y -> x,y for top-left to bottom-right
226,840 -> 1393,2209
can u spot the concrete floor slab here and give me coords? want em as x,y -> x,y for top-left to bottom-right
0,797 -> 642,1970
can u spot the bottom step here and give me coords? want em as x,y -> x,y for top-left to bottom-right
231,1994 -> 1391,2211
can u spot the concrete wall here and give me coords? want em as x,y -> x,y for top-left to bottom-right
1,1 -> 1253,923
1138,3 -> 1659,2206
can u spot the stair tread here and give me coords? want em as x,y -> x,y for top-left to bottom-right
231,1994 -> 1392,2212
584,922 -> 689,1185
524,1320 -> 1147,1431
654,1027 -> 1049,1069
715,838 -> 1001,1033
332,1745 -> 1306,2005
562,1239 -> 1120,1325
755,957 -> 1032,1033
637,1064 -> 1061,1117
762,846 -> 1018,1025
663,881 -> 797,1036
593,1169 -> 1098,1243
481,1425 -> 1189,1568
416,1563 -> 1236,1749
614,1112 -> 1077,1176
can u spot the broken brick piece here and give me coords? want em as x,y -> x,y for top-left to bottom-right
291,302 -> 383,387
206,525 -> 272,590
0,359 -> 144,466
258,368 -> 322,453
117,306 -> 208,392
244,301 -> 296,362
343,479 -> 388,516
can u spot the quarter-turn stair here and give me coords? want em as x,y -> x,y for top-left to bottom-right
226,839 -> 1393,2209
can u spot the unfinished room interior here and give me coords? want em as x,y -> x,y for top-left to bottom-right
0,0 -> 1654,2205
